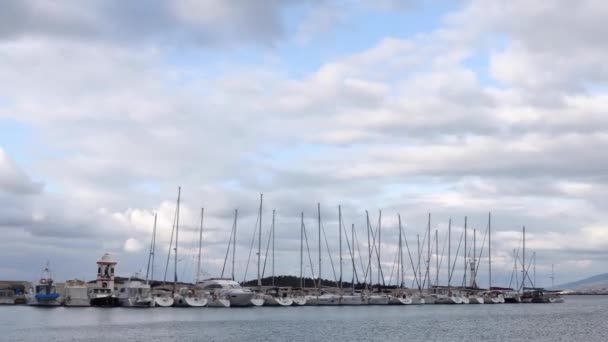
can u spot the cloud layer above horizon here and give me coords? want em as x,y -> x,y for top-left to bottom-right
1,0 -> 607,287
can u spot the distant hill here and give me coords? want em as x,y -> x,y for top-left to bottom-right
557,273 -> 608,293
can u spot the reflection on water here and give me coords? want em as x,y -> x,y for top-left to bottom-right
1,296 -> 607,341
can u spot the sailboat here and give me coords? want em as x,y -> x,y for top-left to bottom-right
27,263 -> 62,306
175,207 -> 208,307
261,210 -> 293,306
305,203 -> 340,306
482,213 -> 504,304
389,215 -> 413,305
293,212 -> 308,306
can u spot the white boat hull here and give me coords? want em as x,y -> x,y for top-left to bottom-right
264,295 -> 293,306
305,294 -> 340,305
468,296 -> 484,304
340,295 -> 364,305
389,296 -> 412,305
120,297 -> 154,307
207,297 -> 231,307
227,292 -> 255,307
292,297 -> 306,306
0,298 -> 15,305
367,295 -> 390,305
154,296 -> 174,307
64,298 -> 90,307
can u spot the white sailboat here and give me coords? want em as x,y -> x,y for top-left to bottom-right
174,207 -> 208,307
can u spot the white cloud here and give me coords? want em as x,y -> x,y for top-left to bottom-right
123,238 -> 144,253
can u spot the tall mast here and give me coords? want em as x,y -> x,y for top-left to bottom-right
173,186 -> 181,294
366,211 -> 371,288
473,228 -> 477,288
257,194 -> 263,287
146,213 -> 157,284
378,210 -> 382,286
300,212 -> 304,288
447,218 -> 451,289
272,209 -> 276,287
427,213 -> 431,290
533,251 -> 536,288
435,229 -> 439,289
488,212 -> 492,290
352,223 -> 356,291
232,209 -> 238,281
339,205 -> 343,290
196,208 -> 204,283
398,215 -> 403,288
417,233 -> 421,294
551,264 -> 554,289
464,216 -> 467,288
318,203 -> 322,293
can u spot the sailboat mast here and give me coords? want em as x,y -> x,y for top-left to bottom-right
173,186 -> 181,294
339,205 -> 343,290
196,208 -> 204,283
378,210 -> 382,286
533,251 -> 536,288
427,213 -> 431,290
146,213 -> 157,284
488,212 -> 492,290
473,228 -> 477,287
366,211 -> 371,288
398,215 -> 403,288
272,209 -> 275,287
447,218 -> 451,289
318,203 -> 321,293
352,223 -> 356,291
435,229 -> 439,289
300,212 -> 304,288
464,216 -> 467,288
417,234 -> 421,294
232,209 -> 238,281
257,194 -> 263,287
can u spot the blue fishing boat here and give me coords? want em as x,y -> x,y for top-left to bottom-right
27,264 -> 62,306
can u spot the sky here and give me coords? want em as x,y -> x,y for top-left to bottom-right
0,0 -> 606,288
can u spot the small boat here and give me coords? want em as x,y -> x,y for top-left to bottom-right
64,279 -> 90,307
250,292 -> 265,307
151,288 -> 174,307
0,288 -> 15,305
117,276 -> 154,308
467,294 -> 484,304
27,265 -> 62,306
388,293 -> 413,305
197,279 -> 254,307
174,287 -> 208,307
89,287 -> 119,307
482,291 -> 504,304
263,287 -> 293,306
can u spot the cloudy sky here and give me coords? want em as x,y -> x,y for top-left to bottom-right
0,0 -> 606,288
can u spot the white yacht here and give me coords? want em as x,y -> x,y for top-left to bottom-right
482,291 -> 505,304
117,276 -> 154,308
340,292 -> 364,305
366,293 -> 390,305
197,279 -> 254,307
388,292 -> 413,305
0,288 -> 15,305
64,279 -> 90,307
27,265 -> 62,306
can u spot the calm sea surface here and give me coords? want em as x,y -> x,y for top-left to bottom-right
1,296 -> 606,341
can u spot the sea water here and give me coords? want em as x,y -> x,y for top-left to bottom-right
1,296 -> 606,341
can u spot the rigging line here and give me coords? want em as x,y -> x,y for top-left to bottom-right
437,228 -> 449,278
342,221 -> 359,284
363,217 -> 382,285
261,225 -> 273,279
415,228 -> 429,289
220,213 -> 236,278
508,236 -> 523,288
474,224 -> 489,277
353,224 -> 366,285
163,201 -> 179,283
302,221 -> 317,286
370,218 -> 386,286
242,210 -> 261,283
448,231 -> 463,285
387,251 -> 398,286
401,227 -> 420,290
321,221 -> 339,285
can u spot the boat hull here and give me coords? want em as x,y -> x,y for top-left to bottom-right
340,295 -> 364,305
90,296 -> 120,307
64,298 -> 90,307
389,296 -> 412,305
367,295 -> 390,305
227,292 -> 255,307
264,295 -> 293,306
292,297 -> 306,306
468,296 -> 484,304
207,297 -> 231,307
154,296 -> 175,307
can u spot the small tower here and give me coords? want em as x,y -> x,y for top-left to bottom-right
96,253 -> 117,290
